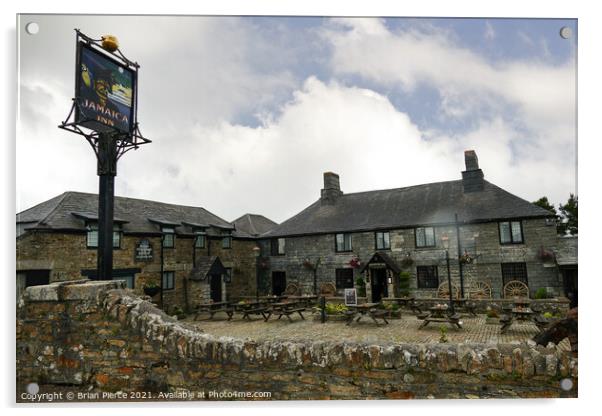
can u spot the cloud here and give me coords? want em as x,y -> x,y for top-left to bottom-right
484,21 -> 495,41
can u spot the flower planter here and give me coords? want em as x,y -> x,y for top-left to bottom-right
312,314 -> 348,322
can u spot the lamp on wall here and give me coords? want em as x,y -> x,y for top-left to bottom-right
252,245 -> 261,300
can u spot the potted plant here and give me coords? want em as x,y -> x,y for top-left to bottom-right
355,276 -> 366,297
143,282 -> 160,297
398,271 -> 411,297
485,307 -> 499,324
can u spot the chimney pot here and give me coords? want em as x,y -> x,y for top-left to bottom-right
462,150 -> 484,193
321,172 -> 343,204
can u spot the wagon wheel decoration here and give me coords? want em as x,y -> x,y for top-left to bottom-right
437,282 -> 460,299
284,283 -> 300,296
319,282 -> 337,297
469,281 -> 492,299
503,280 -> 529,299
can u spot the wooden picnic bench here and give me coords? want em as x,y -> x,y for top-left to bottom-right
234,301 -> 270,321
193,301 -> 234,321
500,307 -> 542,333
345,303 -> 389,326
418,306 -> 462,329
266,302 -> 306,322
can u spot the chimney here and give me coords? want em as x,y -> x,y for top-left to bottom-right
321,172 -> 343,205
461,150 -> 484,192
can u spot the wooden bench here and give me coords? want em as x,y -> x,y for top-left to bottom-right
241,307 -> 270,321
418,313 -> 462,329
369,309 -> 389,325
268,307 -> 306,322
193,306 -> 235,321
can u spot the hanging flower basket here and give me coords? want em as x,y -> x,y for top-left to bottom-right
459,251 -> 473,264
349,256 -> 361,268
538,246 -> 555,263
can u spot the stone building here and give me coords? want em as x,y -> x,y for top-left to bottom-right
16,192 -> 276,312
260,150 -> 574,302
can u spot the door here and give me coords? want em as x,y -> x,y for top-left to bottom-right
210,273 -> 222,302
370,268 -> 388,302
272,271 -> 286,296
562,267 -> 578,308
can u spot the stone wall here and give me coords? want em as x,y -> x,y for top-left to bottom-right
262,219 -> 563,299
17,280 -> 577,401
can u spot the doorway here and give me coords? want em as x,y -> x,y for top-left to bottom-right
210,273 -> 222,302
561,266 -> 578,308
272,271 -> 286,296
370,268 -> 388,302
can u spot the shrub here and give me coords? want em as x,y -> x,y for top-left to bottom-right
534,287 -> 548,299
324,302 -> 348,315
399,271 -> 411,297
356,277 -> 366,297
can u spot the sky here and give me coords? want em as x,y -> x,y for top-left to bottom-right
16,15 -> 577,224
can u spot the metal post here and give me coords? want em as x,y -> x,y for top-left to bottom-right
160,234 -> 164,309
255,261 -> 260,301
320,296 -> 326,323
313,269 -> 317,296
455,213 -> 465,298
446,250 -> 455,315
96,132 -> 117,281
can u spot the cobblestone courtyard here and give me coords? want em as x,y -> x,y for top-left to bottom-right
183,312 -> 571,349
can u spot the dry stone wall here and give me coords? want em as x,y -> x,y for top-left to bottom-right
17,280 -> 577,401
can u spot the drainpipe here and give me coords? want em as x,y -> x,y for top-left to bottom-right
455,213 -> 465,298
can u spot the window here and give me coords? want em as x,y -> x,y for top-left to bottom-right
222,236 -> 232,249
375,231 -> 391,250
86,222 -> 121,249
271,238 -> 286,256
415,227 -> 435,248
224,267 -> 232,283
501,262 -> 528,286
499,221 -> 524,244
194,232 -> 206,248
162,227 -> 175,248
335,268 -> 354,290
113,275 -> 134,289
162,271 -> 175,290
112,224 -> 122,249
335,233 -> 352,252
416,266 -> 439,289
86,222 -> 98,248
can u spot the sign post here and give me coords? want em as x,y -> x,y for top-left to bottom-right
59,30 -> 150,281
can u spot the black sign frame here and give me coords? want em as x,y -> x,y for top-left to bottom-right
74,41 -> 138,135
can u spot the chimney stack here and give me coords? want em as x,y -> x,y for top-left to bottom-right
321,172 -> 343,205
461,150 -> 484,192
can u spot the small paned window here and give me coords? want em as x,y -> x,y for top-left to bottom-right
375,231 -> 391,250
417,265 -> 439,288
335,233 -> 352,252
415,227 -> 435,248
499,221 -> 523,244
162,271 -> 175,290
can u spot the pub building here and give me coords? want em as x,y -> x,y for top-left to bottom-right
16,191 -> 277,313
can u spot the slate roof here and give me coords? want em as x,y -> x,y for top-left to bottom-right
262,180 -> 554,238
555,236 -> 578,266
190,256 -> 227,281
16,191 -> 238,237
232,214 -> 278,237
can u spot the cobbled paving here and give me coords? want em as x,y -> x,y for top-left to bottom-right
183,312 -> 570,350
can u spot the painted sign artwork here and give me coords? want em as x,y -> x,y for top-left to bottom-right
76,42 -> 135,134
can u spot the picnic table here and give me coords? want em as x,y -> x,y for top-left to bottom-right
345,303 -> 389,326
258,295 -> 288,303
193,301 -> 234,321
235,300 -> 271,321
418,305 -> 462,329
266,301 -> 306,322
500,307 -> 541,333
